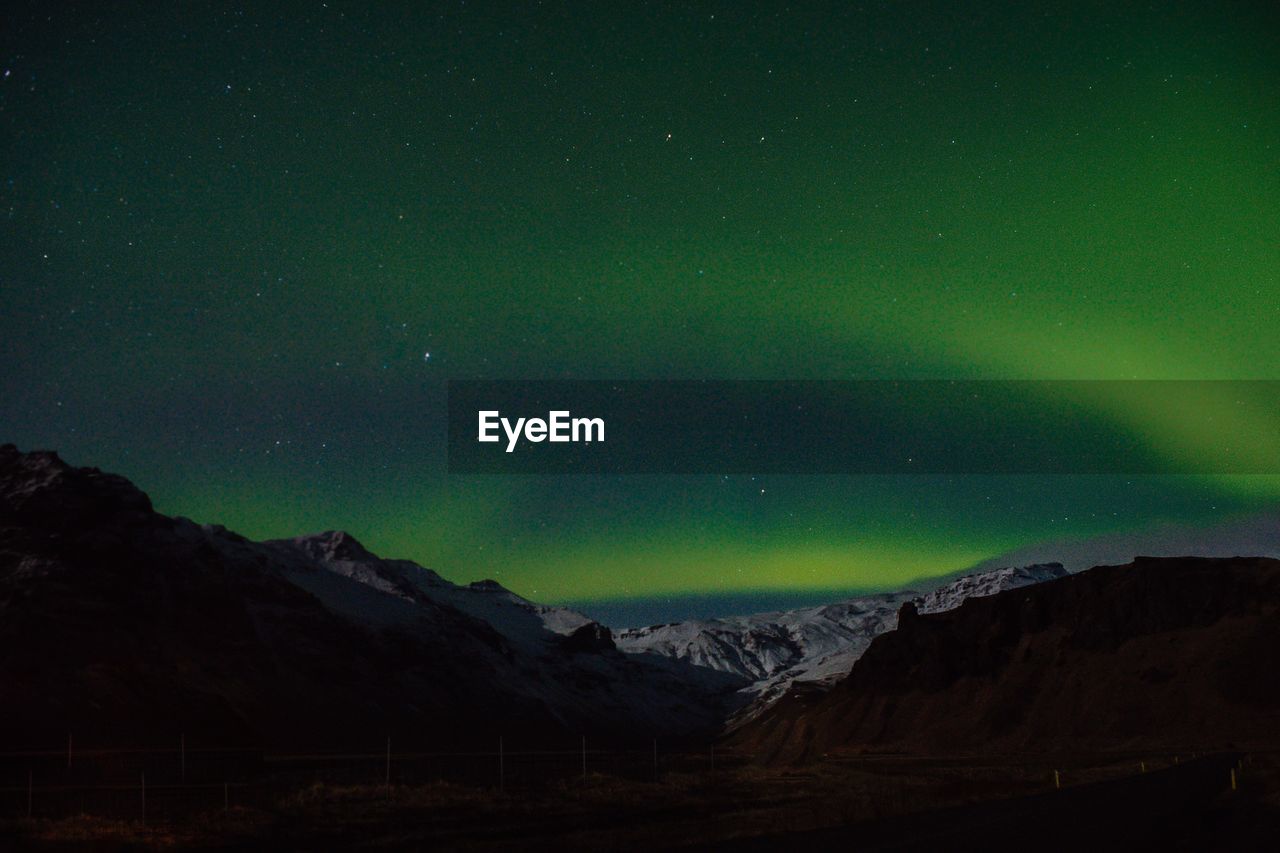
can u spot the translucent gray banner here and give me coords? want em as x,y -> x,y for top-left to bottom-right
446,380 -> 1280,474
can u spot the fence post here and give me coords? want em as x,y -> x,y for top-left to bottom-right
1140,761 -> 1146,773
1231,768 -> 1237,791
1053,770 -> 1060,789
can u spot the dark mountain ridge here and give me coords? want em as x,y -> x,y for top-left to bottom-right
0,444 -> 741,750
732,555 -> 1280,762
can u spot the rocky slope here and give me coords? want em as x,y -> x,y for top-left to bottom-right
730,556 -> 1280,762
0,444 -> 743,750
615,564 -> 1067,722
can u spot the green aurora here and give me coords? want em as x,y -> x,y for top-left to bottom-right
2,1 -> 1278,620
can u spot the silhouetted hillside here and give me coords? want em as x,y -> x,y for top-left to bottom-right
732,556 -> 1280,762
0,445 -> 740,749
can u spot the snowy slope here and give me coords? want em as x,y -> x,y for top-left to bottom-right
261,532 -> 1066,728
269,530 -> 598,650
916,563 -> 1069,614
257,530 -> 747,735
615,563 -> 1068,722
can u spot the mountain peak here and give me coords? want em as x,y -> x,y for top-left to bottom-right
1016,561 -> 1068,577
0,443 -> 153,523
913,562 -> 1069,615
289,529 -> 377,563
730,556 -> 1280,761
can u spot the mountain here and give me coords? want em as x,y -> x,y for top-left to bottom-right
0,444 -> 743,749
268,529 -> 599,648
261,528 -> 744,733
967,511 -> 1280,575
614,564 -> 1068,722
914,564 -> 1071,614
730,556 -> 1280,762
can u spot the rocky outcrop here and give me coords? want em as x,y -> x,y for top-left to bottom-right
731,556 -> 1280,762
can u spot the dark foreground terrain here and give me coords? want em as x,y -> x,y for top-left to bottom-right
2,750 -> 1277,851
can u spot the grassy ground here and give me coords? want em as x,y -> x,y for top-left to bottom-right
4,752 -> 1276,851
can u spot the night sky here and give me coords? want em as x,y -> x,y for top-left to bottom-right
3,2 -> 1278,624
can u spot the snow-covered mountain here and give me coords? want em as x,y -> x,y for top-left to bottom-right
270,530 -> 600,647
0,442 -> 1077,743
615,563 -> 1068,723
256,528 -> 750,734
0,444 -> 744,747
728,556 -> 1280,763
915,563 -> 1069,613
